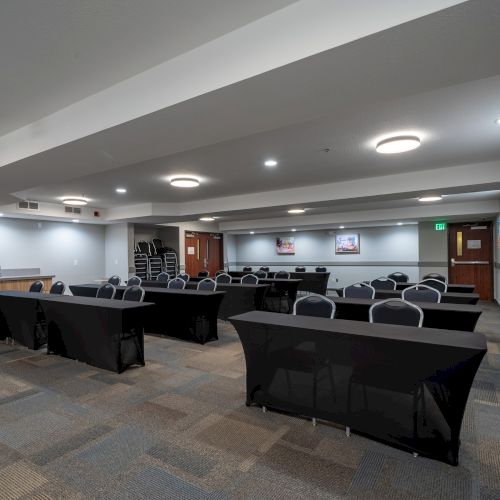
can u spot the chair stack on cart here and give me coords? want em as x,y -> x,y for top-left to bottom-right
134,239 -> 179,279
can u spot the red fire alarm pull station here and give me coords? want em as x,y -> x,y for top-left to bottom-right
93,211 -> 100,217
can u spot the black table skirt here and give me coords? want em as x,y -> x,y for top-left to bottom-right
330,297 -> 481,332
333,288 -> 480,305
230,311 -> 486,465
69,285 -> 225,344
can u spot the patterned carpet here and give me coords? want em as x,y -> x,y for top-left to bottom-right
0,303 -> 499,499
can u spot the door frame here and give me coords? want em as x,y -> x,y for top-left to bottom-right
184,230 -> 224,272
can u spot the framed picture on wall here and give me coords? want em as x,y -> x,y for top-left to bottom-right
335,233 -> 360,254
276,237 -> 295,255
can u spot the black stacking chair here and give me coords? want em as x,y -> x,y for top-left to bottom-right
198,270 -> 209,278
423,273 -> 447,283
402,284 -> 441,303
369,299 -> 423,327
241,274 -> 259,285
157,272 -> 170,282
243,266 -> 252,272
108,275 -> 121,286
315,267 -> 327,272
343,282 -> 375,299
215,270 -> 226,276
136,241 -> 151,255
275,270 -> 290,279
387,272 -> 409,283
50,281 -> 66,295
419,278 -> 447,293
295,266 -> 306,272
177,273 -> 190,282
127,276 -> 142,286
122,285 -> 145,302
216,273 -> 232,284
96,283 -> 116,299
254,270 -> 267,279
168,277 -> 186,289
370,277 -> 397,290
29,281 -> 44,293
293,294 -> 336,319
197,278 -> 217,291
260,267 -> 270,272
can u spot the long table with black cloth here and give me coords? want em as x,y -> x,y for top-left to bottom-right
69,284 -> 225,344
330,296 -> 481,332
396,282 -> 475,293
0,291 -> 153,372
333,288 -> 480,305
229,271 -> 329,295
229,310 -> 487,465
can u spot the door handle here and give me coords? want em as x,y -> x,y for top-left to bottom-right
451,260 -> 489,265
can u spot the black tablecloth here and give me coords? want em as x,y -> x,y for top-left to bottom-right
334,288 -> 480,305
70,284 -> 225,344
230,311 -> 486,465
229,271 -> 328,295
395,282 -> 475,293
330,297 -> 481,332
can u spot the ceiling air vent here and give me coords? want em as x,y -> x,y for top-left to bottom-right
64,206 -> 81,214
17,201 -> 39,211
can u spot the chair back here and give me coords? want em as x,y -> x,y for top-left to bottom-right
123,285 -> 145,302
343,282 -> 375,299
370,277 -> 397,290
254,270 -> 267,279
241,274 -> 259,285
198,270 -> 209,278
275,270 -> 290,279
216,273 -> 232,284
29,281 -> 44,293
157,272 -> 170,282
369,299 -> 423,327
168,278 -> 186,289
151,238 -> 164,254
423,273 -> 447,283
197,278 -> 217,291
97,283 -> 116,299
402,284 -> 441,303
315,267 -> 327,272
387,272 -> 409,283
107,275 -> 121,286
177,273 -> 190,282
215,270 -> 226,276
136,241 -> 151,255
293,294 -> 336,319
295,267 -> 306,272
419,278 -> 447,293
243,266 -> 252,272
50,281 -> 66,295
260,267 -> 270,272
127,276 -> 142,286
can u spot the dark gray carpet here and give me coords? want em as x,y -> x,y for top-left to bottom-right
0,303 -> 499,499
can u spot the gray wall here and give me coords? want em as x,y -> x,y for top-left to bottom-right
230,225 -> 419,288
418,221 -> 448,280
0,217 -> 105,286
495,215 -> 500,302
105,223 -> 132,281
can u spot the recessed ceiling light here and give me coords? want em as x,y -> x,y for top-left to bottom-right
170,177 -> 200,188
376,135 -> 421,154
397,222 -> 403,225
62,197 -> 88,206
291,228 -> 296,232
0,213 -> 4,217
199,217 -> 215,222
264,159 -> 278,167
250,231 -> 255,235
494,118 -> 500,125
72,219 -> 79,223
418,195 -> 442,202
339,226 -> 345,229
116,187 -> 127,194
288,209 -> 305,214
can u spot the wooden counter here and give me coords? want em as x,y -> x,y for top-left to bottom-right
0,275 -> 54,292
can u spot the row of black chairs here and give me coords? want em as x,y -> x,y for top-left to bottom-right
293,294 -> 423,327
29,280 -> 66,295
386,272 -> 447,284
243,266 -> 327,273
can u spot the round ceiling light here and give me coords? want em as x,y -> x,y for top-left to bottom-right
72,219 -> 80,223
62,197 -> 88,206
291,228 -> 296,232
250,231 -> 255,235
264,159 -> 278,167
288,209 -> 305,214
376,135 -> 421,154
494,118 -> 500,125
339,226 -> 345,229
418,195 -> 442,202
116,187 -> 127,193
170,177 -> 200,188
199,217 -> 215,222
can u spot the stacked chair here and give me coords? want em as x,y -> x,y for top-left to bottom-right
134,238 -> 179,280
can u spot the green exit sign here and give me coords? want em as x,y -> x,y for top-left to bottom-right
435,222 -> 447,231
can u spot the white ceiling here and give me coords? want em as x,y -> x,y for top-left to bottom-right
0,0 -> 296,135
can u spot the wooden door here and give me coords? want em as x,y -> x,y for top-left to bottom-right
448,222 -> 493,301
184,232 -> 223,278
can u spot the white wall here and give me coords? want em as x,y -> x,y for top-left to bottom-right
231,225 -> 419,288
105,223 -> 132,282
418,221 -> 448,280
0,217 -> 105,286
495,215 -> 500,303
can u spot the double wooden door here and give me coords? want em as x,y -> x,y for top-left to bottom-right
448,222 -> 493,301
185,231 -> 223,278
